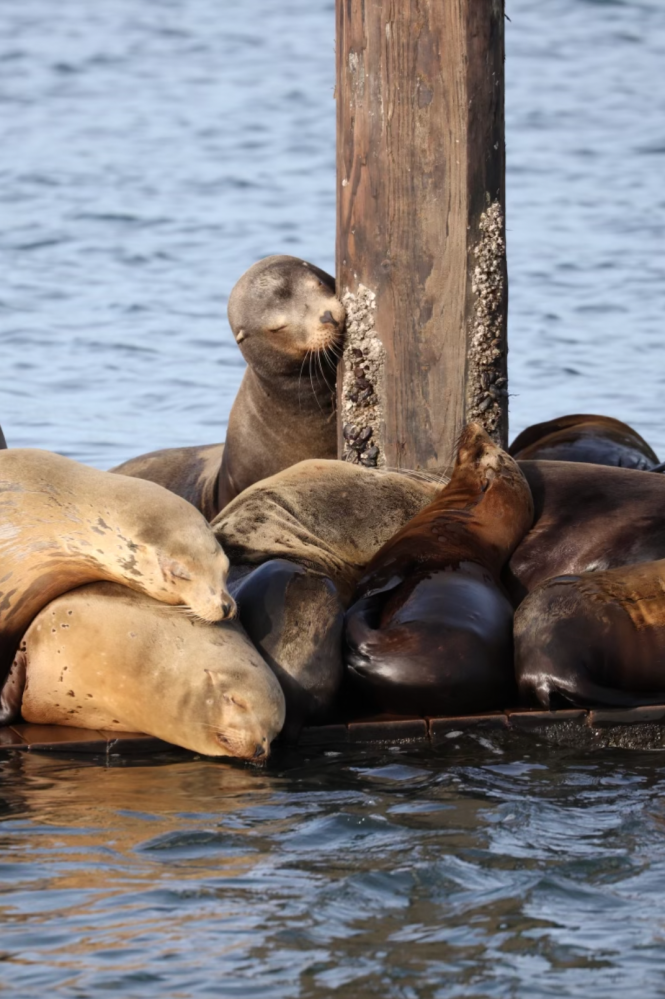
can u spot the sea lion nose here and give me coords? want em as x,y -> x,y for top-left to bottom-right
221,598 -> 236,619
253,743 -> 266,759
320,310 -> 338,328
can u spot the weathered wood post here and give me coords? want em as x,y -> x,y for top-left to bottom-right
336,0 -> 507,471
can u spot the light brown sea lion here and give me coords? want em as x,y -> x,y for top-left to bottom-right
16,582 -> 285,759
505,460 -> 665,606
214,458 -> 444,605
515,559 -> 665,710
111,443 -> 224,521
0,448 -> 235,721
344,425 -> 534,716
219,255 -> 345,508
509,414 -> 659,470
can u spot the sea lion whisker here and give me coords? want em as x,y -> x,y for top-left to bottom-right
308,351 -> 325,413
316,349 -> 335,395
297,350 -> 311,412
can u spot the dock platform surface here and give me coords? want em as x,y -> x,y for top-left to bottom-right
2,706 -> 665,757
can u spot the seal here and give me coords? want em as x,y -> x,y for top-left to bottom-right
233,559 -> 345,738
506,460 -> 665,606
214,457 -> 443,605
344,424 -> 534,716
111,443 -> 224,522
15,582 -> 285,759
515,559 -> 665,710
509,414 -> 659,469
0,448 -> 235,721
110,256 -> 346,517
219,255 -> 346,508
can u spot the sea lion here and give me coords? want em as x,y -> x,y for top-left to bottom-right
16,582 -> 285,759
233,559 -> 345,738
509,414 -> 659,469
217,455 -> 665,615
219,255 -> 345,508
213,458 -> 443,605
515,560 -> 665,710
110,256 -> 346,518
111,443 -> 224,522
0,426 -> 6,449
0,448 -> 235,721
506,460 -> 665,606
344,425 -> 534,716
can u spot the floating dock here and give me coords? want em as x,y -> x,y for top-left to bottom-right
3,706 -> 665,759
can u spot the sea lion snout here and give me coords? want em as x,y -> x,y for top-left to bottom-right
191,588 -> 237,623
221,597 -> 236,620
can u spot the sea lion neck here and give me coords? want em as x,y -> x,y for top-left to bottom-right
245,363 -> 337,413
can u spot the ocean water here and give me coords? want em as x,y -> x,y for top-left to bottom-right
2,0 -> 665,995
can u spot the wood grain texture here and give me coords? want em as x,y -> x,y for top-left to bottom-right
336,0 -> 507,470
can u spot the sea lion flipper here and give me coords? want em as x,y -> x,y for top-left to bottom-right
0,651 -> 26,725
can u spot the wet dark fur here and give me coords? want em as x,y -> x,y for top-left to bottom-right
515,560 -> 665,710
510,414 -> 659,470
506,461 -> 665,606
344,425 -> 533,716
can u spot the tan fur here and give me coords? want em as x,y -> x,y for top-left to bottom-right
111,443 -> 225,521
213,458 -> 444,604
572,560 -> 665,629
19,583 -> 285,759
0,449 -> 235,697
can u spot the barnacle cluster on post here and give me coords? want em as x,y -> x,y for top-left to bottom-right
340,286 -> 386,467
466,201 -> 508,446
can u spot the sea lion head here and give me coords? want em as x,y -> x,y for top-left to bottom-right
443,422 -> 534,567
193,653 -> 286,760
106,471 -> 237,623
227,255 -> 346,378
355,424 -> 533,595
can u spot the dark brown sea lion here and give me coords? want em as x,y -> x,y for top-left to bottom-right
0,448 -> 235,722
233,559 -> 345,738
509,414 -> 659,469
17,582 -> 285,759
515,560 -> 665,709
219,255 -> 345,508
506,460 -> 665,606
0,426 -> 6,449
343,425 -> 534,716
111,443 -> 224,521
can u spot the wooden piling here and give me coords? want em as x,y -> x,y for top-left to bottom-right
336,0 -> 507,471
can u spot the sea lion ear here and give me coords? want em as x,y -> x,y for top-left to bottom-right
236,329 -> 246,343
158,554 -> 192,582
204,673 -> 246,710
223,692 -> 248,711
